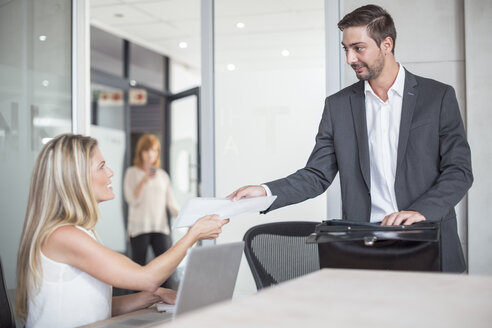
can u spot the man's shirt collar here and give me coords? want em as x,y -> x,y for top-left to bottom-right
364,63 -> 405,101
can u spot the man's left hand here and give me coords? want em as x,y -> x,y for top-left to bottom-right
381,211 -> 426,226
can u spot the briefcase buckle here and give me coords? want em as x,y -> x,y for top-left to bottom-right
364,236 -> 377,246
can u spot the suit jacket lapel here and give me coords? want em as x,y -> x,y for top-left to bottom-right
350,81 -> 370,191
397,70 -> 418,173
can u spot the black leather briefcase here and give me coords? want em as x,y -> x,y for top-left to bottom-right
306,220 -> 442,272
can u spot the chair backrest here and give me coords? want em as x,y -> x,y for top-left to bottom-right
0,257 -> 16,328
243,221 -> 320,290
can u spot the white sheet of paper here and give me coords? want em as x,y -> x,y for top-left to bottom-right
173,196 -> 277,228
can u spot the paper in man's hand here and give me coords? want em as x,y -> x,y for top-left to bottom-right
173,196 -> 277,228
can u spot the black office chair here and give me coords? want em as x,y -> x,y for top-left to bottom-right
0,257 -> 16,328
243,221 -> 320,290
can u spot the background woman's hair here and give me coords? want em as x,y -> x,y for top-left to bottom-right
15,134 -> 99,322
134,134 -> 161,168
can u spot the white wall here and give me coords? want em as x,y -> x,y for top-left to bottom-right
465,0 -> 492,274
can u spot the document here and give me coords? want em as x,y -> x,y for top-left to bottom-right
173,196 -> 277,228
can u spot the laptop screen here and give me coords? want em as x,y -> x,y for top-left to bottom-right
156,241 -> 244,317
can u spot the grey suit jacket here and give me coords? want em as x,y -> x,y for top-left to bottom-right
265,69 -> 473,272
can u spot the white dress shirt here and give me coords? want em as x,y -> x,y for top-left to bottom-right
365,64 -> 405,222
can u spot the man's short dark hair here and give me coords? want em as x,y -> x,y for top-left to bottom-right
338,4 -> 397,54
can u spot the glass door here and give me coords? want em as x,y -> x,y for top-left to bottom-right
166,87 -> 200,244
168,88 -> 200,203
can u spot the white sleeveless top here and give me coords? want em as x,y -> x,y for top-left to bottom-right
26,226 -> 112,328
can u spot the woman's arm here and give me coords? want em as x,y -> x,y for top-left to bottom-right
42,215 -> 228,292
111,288 -> 176,316
123,168 -> 148,205
132,173 -> 150,199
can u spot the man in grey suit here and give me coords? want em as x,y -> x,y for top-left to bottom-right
229,5 -> 473,272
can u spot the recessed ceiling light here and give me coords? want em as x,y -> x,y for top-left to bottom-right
39,35 -> 47,41
227,64 -> 236,71
179,41 -> 188,49
114,13 -> 124,18
42,80 -> 50,87
236,22 -> 245,29
281,49 -> 290,57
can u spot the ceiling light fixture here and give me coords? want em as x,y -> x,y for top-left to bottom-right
179,41 -> 188,49
39,35 -> 47,41
236,22 -> 245,29
227,64 -> 236,71
281,49 -> 290,57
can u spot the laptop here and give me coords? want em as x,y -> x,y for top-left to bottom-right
100,242 -> 244,327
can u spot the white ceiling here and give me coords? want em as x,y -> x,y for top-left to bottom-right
90,0 -> 325,72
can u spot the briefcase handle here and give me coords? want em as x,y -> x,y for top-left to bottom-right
316,220 -> 439,233
306,220 -> 440,244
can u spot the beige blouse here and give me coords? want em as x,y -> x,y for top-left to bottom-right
124,166 -> 180,237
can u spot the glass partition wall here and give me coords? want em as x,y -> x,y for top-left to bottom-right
90,25 -> 201,250
90,0 -> 202,274
90,0 -> 202,291
214,0 -> 327,295
0,0 -> 328,296
0,0 -> 72,289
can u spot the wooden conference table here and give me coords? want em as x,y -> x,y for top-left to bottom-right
86,268 -> 492,328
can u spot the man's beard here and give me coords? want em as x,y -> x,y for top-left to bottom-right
352,51 -> 385,81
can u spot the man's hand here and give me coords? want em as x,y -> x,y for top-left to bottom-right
381,210 -> 426,226
227,185 -> 266,201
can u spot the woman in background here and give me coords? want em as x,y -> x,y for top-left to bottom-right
16,134 -> 228,327
124,134 -> 179,267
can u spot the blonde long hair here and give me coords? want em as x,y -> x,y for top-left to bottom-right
15,134 -> 99,322
134,134 -> 161,168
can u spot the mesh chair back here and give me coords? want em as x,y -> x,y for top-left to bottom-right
0,257 -> 16,328
243,221 -> 320,290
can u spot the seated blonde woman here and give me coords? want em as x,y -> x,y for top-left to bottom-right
16,134 -> 229,328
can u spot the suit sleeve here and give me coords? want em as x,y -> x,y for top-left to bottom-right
264,97 -> 339,212
406,86 -> 473,221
